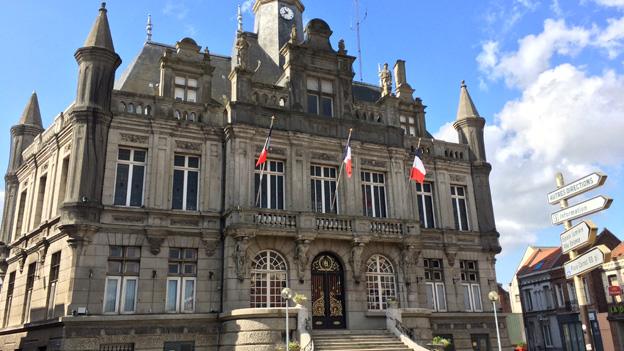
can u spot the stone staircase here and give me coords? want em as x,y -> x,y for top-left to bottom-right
313,330 -> 414,351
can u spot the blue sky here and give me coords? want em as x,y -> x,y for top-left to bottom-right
0,0 -> 623,288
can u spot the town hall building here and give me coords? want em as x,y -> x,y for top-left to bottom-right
0,1 -> 510,350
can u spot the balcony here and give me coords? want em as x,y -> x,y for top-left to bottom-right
225,208 -> 419,239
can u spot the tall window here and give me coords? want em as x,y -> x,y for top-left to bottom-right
22,262 -> 36,323
361,171 -> 387,218
166,248 -> 197,313
582,277 -> 591,304
47,251 -> 61,319
567,281 -> 578,307
310,165 -> 337,213
416,182 -> 436,228
34,175 -> 47,225
174,76 -> 198,103
2,272 -> 15,327
104,246 -> 140,314
460,260 -> 482,312
366,255 -> 397,310
57,156 -> 69,214
543,285 -> 554,309
255,160 -> 285,210
542,322 -> 554,347
15,189 -> 28,236
424,258 -> 447,311
555,283 -> 565,307
172,155 -> 200,211
451,185 -> 470,231
306,77 -> 333,117
250,250 -> 288,308
114,148 -> 146,207
523,289 -> 533,311
400,115 -> 417,136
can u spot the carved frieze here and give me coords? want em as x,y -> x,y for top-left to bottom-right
449,174 -> 467,183
112,215 -> 144,223
175,140 -> 202,152
361,158 -> 387,168
255,145 -> 285,156
170,219 -> 199,227
310,152 -> 337,162
120,133 -> 148,144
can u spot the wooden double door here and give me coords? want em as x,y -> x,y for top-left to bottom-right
311,253 -> 346,329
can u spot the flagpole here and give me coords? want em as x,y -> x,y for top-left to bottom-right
331,128 -> 353,213
255,116 -> 275,207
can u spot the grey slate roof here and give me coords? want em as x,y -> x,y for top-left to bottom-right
352,82 -> 381,103
19,92 -> 43,128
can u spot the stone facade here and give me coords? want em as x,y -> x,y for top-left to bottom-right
0,1 -> 510,350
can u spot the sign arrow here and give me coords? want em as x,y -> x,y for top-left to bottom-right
548,172 -> 607,204
551,195 -> 612,225
564,245 -> 611,279
560,220 -> 598,254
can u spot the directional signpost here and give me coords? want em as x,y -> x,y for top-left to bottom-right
550,172 -> 613,351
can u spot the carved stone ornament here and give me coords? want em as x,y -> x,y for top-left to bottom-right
338,39 -> 346,55
235,34 -> 250,70
361,158 -> 387,168
349,241 -> 365,283
37,237 -> 50,264
146,236 -> 165,255
120,133 -> 148,144
449,174 -> 467,183
294,238 -> 311,283
175,140 -> 202,152
234,236 -> 250,281
18,249 -> 27,273
379,63 -> 392,97
290,24 -> 298,43
202,237 -> 219,257
400,244 -> 420,285
311,152 -> 337,162
444,246 -> 458,267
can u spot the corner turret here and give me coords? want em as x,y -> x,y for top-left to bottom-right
453,80 -> 486,162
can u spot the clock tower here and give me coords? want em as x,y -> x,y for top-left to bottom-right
253,0 -> 304,68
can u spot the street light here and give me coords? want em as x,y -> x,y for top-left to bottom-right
488,291 -> 502,351
281,287 -> 294,350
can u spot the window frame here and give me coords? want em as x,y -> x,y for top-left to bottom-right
310,164 -> 338,214
103,246 -> 141,314
462,283 -> 483,312
361,171 -> 388,218
250,250 -> 288,308
2,271 -> 16,327
306,76 -> 334,117
542,322 -> 554,347
47,251 -> 61,319
22,262 -> 37,323
450,185 -> 470,231
113,148 -> 147,207
365,254 -> 397,311
416,182 -> 436,228
254,160 -> 285,210
174,75 -> 199,103
166,277 -> 197,313
172,154 -> 200,211
399,115 -> 417,136
425,281 -> 447,312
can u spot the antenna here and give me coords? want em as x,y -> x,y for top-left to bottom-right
354,0 -> 364,81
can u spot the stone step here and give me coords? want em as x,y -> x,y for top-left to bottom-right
313,330 -> 413,351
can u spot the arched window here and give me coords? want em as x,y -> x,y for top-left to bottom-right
120,102 -> 126,112
250,250 -> 288,308
366,254 -> 396,310
189,112 -> 196,122
174,110 -> 181,120
136,104 -> 143,115
145,105 -> 152,115
127,103 -> 135,113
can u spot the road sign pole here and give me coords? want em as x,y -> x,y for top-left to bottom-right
556,172 -> 595,351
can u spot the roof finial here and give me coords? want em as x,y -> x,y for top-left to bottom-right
146,14 -> 153,42
461,80 -> 466,88
237,5 -> 243,33
100,2 -> 106,11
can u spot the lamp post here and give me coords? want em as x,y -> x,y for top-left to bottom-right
281,287 -> 294,350
488,291 -> 502,351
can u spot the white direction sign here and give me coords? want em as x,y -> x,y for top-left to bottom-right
548,172 -> 607,204
564,245 -> 611,279
551,195 -> 612,225
560,220 -> 597,254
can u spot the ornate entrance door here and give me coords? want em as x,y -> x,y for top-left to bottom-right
311,253 -> 346,329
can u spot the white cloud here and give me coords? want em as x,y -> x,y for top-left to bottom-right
595,17 -> 624,58
593,0 -> 624,8
241,0 -> 255,13
163,1 -> 189,20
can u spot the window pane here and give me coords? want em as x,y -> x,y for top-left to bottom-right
425,196 -> 435,228
463,285 -> 472,311
124,261 -> 140,274
452,199 -> 460,230
183,279 -> 195,311
187,89 -> 197,103
172,170 -> 184,209
104,278 -> 119,313
126,246 -> 141,258
169,263 -> 180,275
321,97 -> 333,117
472,285 -> 482,311
110,246 -> 123,258
118,149 -> 131,161
123,279 -> 137,312
277,175 -> 284,209
169,248 -> 181,259
114,164 -> 129,205
166,279 -> 178,312
307,94 -> 318,114
108,261 -> 122,274
129,165 -> 144,207
175,87 -> 185,100
175,76 -> 186,85
306,77 -> 318,90
321,80 -> 333,93
459,199 -> 468,230
186,171 -> 198,211
174,155 -> 186,167
187,78 -> 198,88
425,283 -> 435,310
436,283 -> 447,311
184,249 -> 197,260
184,263 -> 196,275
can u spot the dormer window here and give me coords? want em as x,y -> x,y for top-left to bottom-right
400,115 -> 417,136
307,77 -> 333,117
174,76 -> 198,103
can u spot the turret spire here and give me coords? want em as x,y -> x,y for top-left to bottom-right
146,14 -> 153,42
18,91 -> 43,128
237,5 -> 243,33
83,2 -> 115,51
456,80 -> 481,120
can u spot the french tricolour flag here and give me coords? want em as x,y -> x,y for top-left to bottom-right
255,120 -> 274,167
410,150 -> 426,184
343,144 -> 352,178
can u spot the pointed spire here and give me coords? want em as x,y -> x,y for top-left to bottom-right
146,14 -> 153,42
237,5 -> 243,33
18,91 -> 43,128
83,2 -> 115,51
456,80 -> 481,120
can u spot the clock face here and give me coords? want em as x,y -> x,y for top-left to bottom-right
280,6 -> 294,20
